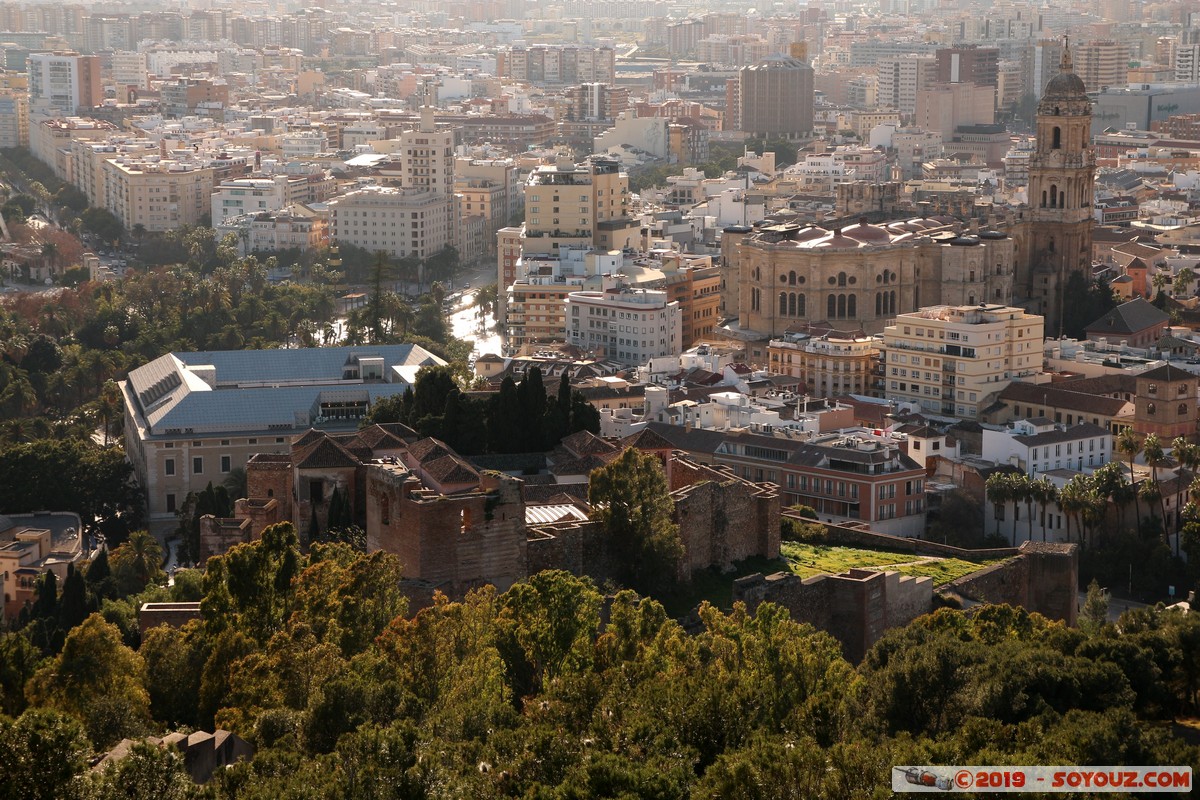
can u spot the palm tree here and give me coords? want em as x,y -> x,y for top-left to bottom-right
1058,475 -> 1086,546
223,467 -> 247,501
985,471 -> 1012,539
1082,486 -> 1108,550
40,241 -> 58,276
97,379 -> 122,446
1091,461 -> 1129,540
1117,427 -> 1143,529
1011,473 -> 1034,544
122,530 -> 162,588
1152,270 -> 1170,299
1,417 -> 30,445
1139,480 -> 1163,540
1031,476 -> 1057,542
1174,267 -> 1196,297
1143,433 -> 1169,540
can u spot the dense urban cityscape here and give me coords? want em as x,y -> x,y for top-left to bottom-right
0,0 -> 1197,795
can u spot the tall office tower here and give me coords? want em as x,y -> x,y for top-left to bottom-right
739,54 -> 814,140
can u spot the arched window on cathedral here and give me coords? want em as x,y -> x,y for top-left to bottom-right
875,292 -> 882,316
779,292 -> 787,315
788,292 -> 797,315
837,271 -> 847,287
1052,126 -> 1061,149
797,294 -> 806,316
827,294 -> 836,318
969,294 -> 975,305
837,294 -> 847,318
1041,190 -> 1047,208
1049,184 -> 1058,207
847,294 -> 856,317
788,270 -> 797,285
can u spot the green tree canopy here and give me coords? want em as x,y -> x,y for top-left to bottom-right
588,447 -> 685,593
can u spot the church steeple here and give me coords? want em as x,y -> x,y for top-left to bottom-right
1018,32 -> 1096,335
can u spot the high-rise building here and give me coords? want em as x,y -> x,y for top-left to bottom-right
881,304 -> 1044,419
876,54 -> 936,114
329,107 -> 456,263
1017,41 -> 1096,335
27,51 -> 102,113
1075,40 -> 1130,91
738,55 -> 814,140
0,91 -> 28,148
935,45 -> 1000,89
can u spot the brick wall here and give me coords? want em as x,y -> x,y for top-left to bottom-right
733,568 -> 933,661
674,478 -> 780,575
366,465 -> 527,596
944,541 -> 1079,625
198,515 -> 252,562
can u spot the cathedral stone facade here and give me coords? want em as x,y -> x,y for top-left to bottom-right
724,40 -> 1093,341
732,218 -> 1014,336
1013,41 -> 1096,335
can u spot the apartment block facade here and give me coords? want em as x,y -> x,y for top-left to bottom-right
882,304 -> 1044,419
565,284 -> 682,367
102,158 -> 217,232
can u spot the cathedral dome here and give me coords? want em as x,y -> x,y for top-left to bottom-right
1043,70 -> 1087,99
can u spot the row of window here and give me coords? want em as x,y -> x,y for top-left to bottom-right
163,437 -> 286,448
165,455 -> 231,476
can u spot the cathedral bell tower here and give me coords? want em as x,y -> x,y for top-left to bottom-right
1022,38 -> 1095,335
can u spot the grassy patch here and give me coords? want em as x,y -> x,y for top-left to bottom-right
658,544 -> 1008,618
780,542 -> 1004,586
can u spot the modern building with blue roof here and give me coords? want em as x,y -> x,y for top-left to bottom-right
121,344 -> 445,524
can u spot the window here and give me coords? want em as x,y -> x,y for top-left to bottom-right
165,458 -> 175,476
1149,384 -> 1158,396
309,480 -> 323,503
166,494 -> 176,514
192,457 -> 203,474
1148,403 -> 1157,415
221,455 -> 231,473
1181,403 -> 1189,416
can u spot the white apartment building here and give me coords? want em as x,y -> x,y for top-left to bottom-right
328,186 -> 452,260
110,51 -> 150,90
876,54 -> 936,115
566,283 -> 682,367
881,304 -> 1044,419
280,130 -> 328,159
1177,45 -> 1200,83
211,177 -> 290,226
981,418 -> 1112,475
27,52 -> 102,114
216,205 -> 326,256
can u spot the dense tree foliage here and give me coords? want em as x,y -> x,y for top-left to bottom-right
365,366 -> 600,455
589,447 -> 685,593
0,519 -> 1196,797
